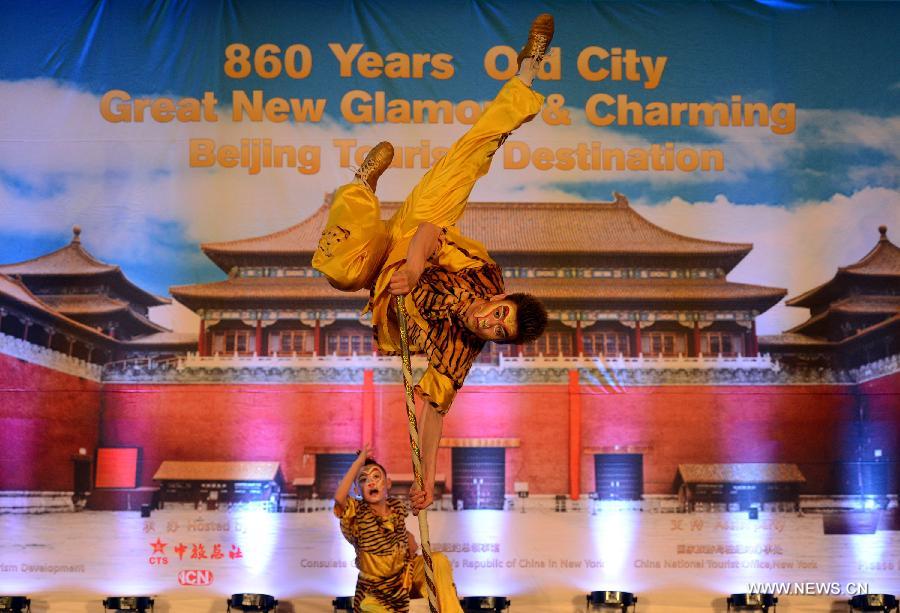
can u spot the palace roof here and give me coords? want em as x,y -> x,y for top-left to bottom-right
40,294 -> 169,335
170,276 -> 367,310
118,331 -> 197,348
200,193 -> 753,273
170,274 -> 785,311
786,226 -> 900,308
504,277 -> 785,308
0,226 -> 168,308
678,463 -> 805,484
153,461 -> 283,483
42,294 -> 131,315
0,274 -> 115,344
762,312 -> 900,350
786,295 -> 900,337
758,332 -> 831,347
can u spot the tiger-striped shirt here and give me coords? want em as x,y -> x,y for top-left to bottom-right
336,496 -> 411,612
406,263 -> 504,389
369,230 -> 505,415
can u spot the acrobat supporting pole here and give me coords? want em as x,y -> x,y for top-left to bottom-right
395,296 -> 439,613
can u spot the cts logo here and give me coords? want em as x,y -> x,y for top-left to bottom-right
178,569 -> 214,586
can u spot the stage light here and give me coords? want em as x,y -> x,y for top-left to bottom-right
102,596 -> 154,612
460,596 -> 510,611
226,594 -> 277,612
849,594 -> 899,612
727,593 -> 777,611
332,596 -> 353,612
586,590 -> 637,611
0,596 -> 31,612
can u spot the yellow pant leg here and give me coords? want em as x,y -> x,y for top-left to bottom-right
389,78 -> 545,238
410,553 -> 463,613
312,182 -> 390,291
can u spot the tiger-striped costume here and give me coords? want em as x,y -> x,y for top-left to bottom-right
336,497 -> 411,612
335,496 -> 462,612
398,257 -> 505,412
312,77 -> 544,416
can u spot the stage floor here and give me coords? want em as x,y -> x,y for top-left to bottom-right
0,507 -> 897,612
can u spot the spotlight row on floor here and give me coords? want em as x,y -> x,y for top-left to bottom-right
0,591 -> 897,612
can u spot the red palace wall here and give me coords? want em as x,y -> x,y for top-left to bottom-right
2,362 -> 896,494
101,384 -> 365,487
96,371 -> 898,497
0,354 -> 101,490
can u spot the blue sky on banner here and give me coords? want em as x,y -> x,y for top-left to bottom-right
0,0 -> 898,333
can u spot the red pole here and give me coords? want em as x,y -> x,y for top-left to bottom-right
575,320 -> 584,356
693,321 -> 701,357
568,369 -> 581,500
314,318 -> 321,356
255,320 -> 263,356
362,369 -> 375,446
198,319 -> 206,356
633,320 -> 642,357
750,320 -> 759,357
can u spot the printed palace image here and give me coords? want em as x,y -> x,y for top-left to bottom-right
0,2 -> 897,612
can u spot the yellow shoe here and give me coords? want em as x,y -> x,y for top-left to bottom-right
356,141 -> 394,192
517,13 -> 554,70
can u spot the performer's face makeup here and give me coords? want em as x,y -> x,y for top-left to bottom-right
468,299 -> 518,341
357,465 -> 388,503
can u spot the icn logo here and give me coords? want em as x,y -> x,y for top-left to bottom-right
178,569 -> 214,586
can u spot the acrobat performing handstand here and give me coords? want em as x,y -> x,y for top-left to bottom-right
314,15 -> 554,513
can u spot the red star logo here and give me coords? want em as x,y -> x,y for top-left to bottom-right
150,537 -> 167,554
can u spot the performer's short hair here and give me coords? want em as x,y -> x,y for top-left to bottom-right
504,293 -> 548,344
362,457 -> 388,478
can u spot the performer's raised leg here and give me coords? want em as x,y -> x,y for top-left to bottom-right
388,14 -> 554,238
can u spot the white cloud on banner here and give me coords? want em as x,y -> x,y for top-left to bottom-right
635,188 -> 900,334
1,79 -> 898,335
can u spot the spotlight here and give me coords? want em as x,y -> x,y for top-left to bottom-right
226,594 -> 277,612
727,593 -> 777,612
332,596 -> 353,612
0,596 -> 30,612
586,590 -> 637,611
460,596 -> 510,611
849,594 -> 899,612
102,597 -> 154,612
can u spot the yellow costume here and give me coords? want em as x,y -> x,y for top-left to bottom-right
313,77 -> 544,414
336,496 -> 461,612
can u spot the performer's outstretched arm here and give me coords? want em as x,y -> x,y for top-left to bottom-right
334,443 -> 370,514
388,222 -> 441,295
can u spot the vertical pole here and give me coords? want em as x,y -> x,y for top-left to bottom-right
750,320 -> 759,357
693,321 -> 701,357
362,369 -> 375,448
394,297 -> 438,613
568,369 -> 581,500
633,320 -> 642,358
314,318 -> 321,356
198,319 -> 207,357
